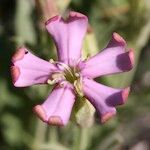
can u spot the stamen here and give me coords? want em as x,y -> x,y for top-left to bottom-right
75,73 -> 80,77
74,78 -> 83,97
47,72 -> 66,85
55,62 -> 74,78
51,73 -> 66,80
47,79 -> 56,85
47,60 -> 84,96
49,59 -> 55,64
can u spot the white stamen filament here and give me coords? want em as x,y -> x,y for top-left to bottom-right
55,62 -> 74,78
74,77 -> 83,97
47,75 -> 64,85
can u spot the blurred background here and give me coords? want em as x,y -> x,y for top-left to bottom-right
0,0 -> 150,150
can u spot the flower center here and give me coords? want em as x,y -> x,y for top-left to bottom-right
47,60 -> 83,96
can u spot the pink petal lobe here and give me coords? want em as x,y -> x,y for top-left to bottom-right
33,105 -> 47,122
101,111 -> 116,124
82,78 -> 130,123
11,47 -> 58,87
33,82 -> 75,126
48,116 -> 63,126
12,47 -> 26,62
128,48 -> 134,66
81,33 -> 134,78
10,66 -> 20,84
46,11 -> 88,66
122,87 -> 130,104
110,32 -> 126,47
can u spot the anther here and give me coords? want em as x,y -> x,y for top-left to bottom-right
47,79 -> 55,85
49,59 -> 55,64
75,73 -> 80,77
55,62 -> 74,78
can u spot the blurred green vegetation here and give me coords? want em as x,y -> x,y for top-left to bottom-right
0,0 -> 150,150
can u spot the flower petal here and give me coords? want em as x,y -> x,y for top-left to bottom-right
82,78 -> 130,123
46,11 -> 88,66
81,33 -> 134,78
33,82 -> 75,126
11,47 -> 58,87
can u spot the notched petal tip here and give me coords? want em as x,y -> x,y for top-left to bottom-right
45,15 -> 60,25
33,105 -> 47,122
116,49 -> 135,72
12,47 -> 28,63
48,116 -> 64,126
112,32 -> 126,45
106,32 -> 127,49
69,11 -> 87,19
33,106 -> 64,126
128,48 -> 134,68
10,66 -> 20,85
101,111 -> 116,124
105,87 -> 130,107
45,11 -> 88,26
122,87 -> 130,104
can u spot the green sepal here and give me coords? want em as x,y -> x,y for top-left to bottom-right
71,96 -> 95,128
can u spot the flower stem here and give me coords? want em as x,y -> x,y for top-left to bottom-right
48,126 -> 58,143
32,120 -> 47,150
72,127 -> 89,150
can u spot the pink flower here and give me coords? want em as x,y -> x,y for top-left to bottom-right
11,11 -> 134,126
